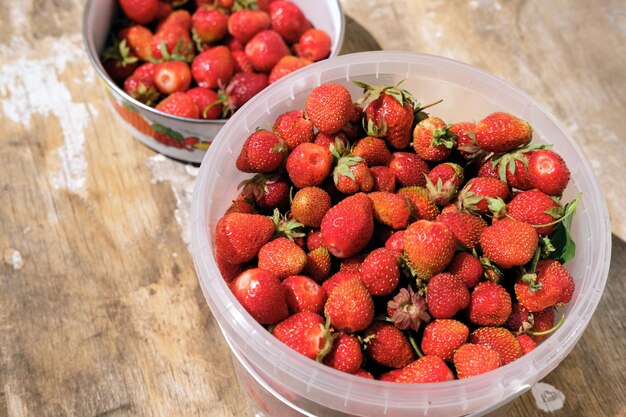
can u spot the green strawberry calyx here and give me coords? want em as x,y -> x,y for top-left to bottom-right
431,124 -> 458,149
490,143 -> 552,183
271,209 -> 305,241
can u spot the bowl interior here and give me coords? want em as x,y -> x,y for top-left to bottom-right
191,51 -> 611,416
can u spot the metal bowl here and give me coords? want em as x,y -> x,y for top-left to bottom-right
82,0 -> 345,163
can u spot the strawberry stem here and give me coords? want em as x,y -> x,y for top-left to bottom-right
530,193 -> 581,228
527,314 -> 565,336
407,332 -> 424,358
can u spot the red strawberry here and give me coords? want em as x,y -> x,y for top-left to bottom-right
306,230 -> 325,251
273,110 -> 314,151
191,46 -> 234,89
369,166 -> 396,193
527,307 -> 555,343
286,143 -> 333,187
398,187 -> 440,221
453,343 -> 501,379
120,24 -> 153,61
231,267 -> 288,324
273,311 -> 332,359
421,319 -> 469,361
360,84 -> 415,149
313,131 -> 349,150
282,275 -> 327,314
436,211 -> 487,249
191,6 -> 229,43
269,1 -> 311,43
426,273 -> 470,319
367,192 -> 410,229
215,253 -> 243,283
515,259 -> 574,312
186,87 -> 222,119
352,137 -> 392,167
268,55 -> 313,84
403,220 -> 456,280
323,333 -> 363,374
295,29 -> 331,62
321,270 -> 361,297
505,303 -> 532,334
124,62 -> 160,105
340,255 -> 367,273
379,369 -> 404,382
384,230 -> 405,256
516,334 -> 537,354
245,30 -> 289,73
468,281 -> 512,326
155,92 -> 199,118
458,177 -> 510,215
445,251 -> 483,288
352,368 -> 374,379
157,9 -> 192,33
155,1 -> 172,21
321,193 -> 374,259
451,121 -> 482,160
153,60 -> 192,94
225,72 -> 269,111
389,152 -> 429,188
236,130 -> 284,173
364,321 -> 414,369
150,24 -> 195,62
527,149 -> 571,196
305,83 -> 354,135
413,117 -> 456,162
479,152 -> 533,191
225,192 -> 255,215
469,327 -> 523,366
475,112 -> 532,153
426,162 -> 464,206
239,174 -> 290,212
332,147 -> 374,194
302,246 -> 331,283
102,39 -> 139,85
386,286 -> 430,331
231,50 -> 254,73
228,9 -> 271,43
480,218 -> 538,269
395,356 -> 455,383
324,277 -> 374,333
506,189 -> 562,236
119,0 -> 158,24
215,213 -> 274,263
291,187 -> 331,228
359,248 -> 400,296
258,237 -> 307,279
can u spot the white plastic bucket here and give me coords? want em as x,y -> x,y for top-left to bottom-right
191,51 -> 611,416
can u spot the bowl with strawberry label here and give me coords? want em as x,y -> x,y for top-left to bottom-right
83,0 -> 344,163
191,51 -> 611,416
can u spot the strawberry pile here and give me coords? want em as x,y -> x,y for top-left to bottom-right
214,81 -> 581,382
102,0 -> 331,120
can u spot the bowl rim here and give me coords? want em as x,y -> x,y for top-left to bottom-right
81,0 -> 346,125
191,50 -> 612,413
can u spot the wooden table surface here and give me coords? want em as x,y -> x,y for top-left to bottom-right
1,1 -> 625,416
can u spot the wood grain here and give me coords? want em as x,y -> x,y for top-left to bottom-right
0,1 -> 624,417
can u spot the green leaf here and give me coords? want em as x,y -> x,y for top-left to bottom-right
543,206 -> 565,219
548,218 -> 576,263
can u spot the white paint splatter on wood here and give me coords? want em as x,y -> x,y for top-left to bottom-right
146,155 -> 198,249
0,33 -> 96,194
531,382 -> 566,412
4,248 -> 25,270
